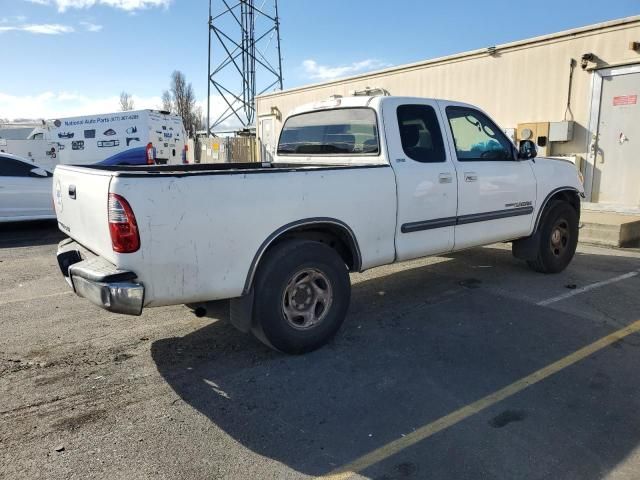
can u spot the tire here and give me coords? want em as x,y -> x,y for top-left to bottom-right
251,239 -> 351,354
526,200 -> 579,274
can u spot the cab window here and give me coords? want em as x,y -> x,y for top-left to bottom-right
397,104 -> 446,163
277,108 -> 379,155
446,107 -> 513,161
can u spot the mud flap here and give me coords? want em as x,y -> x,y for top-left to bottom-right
512,231 -> 541,261
229,290 -> 255,333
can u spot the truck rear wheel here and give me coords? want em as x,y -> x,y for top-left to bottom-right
251,239 -> 351,354
526,200 -> 579,274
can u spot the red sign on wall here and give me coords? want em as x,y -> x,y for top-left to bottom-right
613,95 -> 638,106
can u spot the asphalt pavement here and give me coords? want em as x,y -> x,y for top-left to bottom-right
1,221 -> 640,479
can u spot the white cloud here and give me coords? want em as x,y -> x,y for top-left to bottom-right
0,16 -> 28,23
0,17 -> 102,34
195,96 -> 246,132
0,23 -> 74,34
302,58 -> 391,81
25,0 -> 171,12
80,21 -> 102,31
0,91 -> 163,120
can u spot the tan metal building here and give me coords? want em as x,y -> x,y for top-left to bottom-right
256,16 -> 640,210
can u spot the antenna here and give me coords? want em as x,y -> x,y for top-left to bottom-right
207,0 -> 284,135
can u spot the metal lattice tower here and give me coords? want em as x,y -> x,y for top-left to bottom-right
207,0 -> 283,134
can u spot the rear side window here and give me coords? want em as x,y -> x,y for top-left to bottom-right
277,108 -> 379,155
397,105 -> 446,163
0,158 -> 33,177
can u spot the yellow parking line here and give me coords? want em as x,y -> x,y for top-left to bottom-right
320,318 -> 640,480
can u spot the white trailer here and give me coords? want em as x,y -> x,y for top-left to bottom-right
0,137 -> 59,170
30,110 -> 187,166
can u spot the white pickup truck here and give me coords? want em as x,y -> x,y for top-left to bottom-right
54,95 -> 584,353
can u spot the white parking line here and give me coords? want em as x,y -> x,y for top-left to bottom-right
537,271 -> 639,306
0,291 -> 73,307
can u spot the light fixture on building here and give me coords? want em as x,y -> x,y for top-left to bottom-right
630,41 -> 640,52
581,53 -> 595,70
269,106 -> 281,120
486,46 -> 498,56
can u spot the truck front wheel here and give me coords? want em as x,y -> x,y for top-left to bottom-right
525,200 -> 579,274
251,239 -> 351,354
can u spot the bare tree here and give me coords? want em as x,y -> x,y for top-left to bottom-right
193,105 -> 206,132
119,91 -> 135,111
161,90 -> 173,112
163,71 -> 199,137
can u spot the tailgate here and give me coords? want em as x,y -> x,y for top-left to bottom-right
53,166 -> 116,262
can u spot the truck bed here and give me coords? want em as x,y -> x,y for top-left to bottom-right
69,161 -> 384,177
53,160 -> 397,306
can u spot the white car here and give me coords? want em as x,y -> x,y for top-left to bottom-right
0,153 -> 55,222
53,95 -> 584,353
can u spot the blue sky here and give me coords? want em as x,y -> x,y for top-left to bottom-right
0,0 -> 638,121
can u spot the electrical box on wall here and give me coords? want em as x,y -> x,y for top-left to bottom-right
517,122 -> 550,155
548,121 -> 574,142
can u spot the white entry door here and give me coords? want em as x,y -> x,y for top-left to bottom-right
260,117 -> 276,162
592,67 -> 640,207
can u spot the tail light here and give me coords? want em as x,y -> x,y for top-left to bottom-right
146,142 -> 155,165
108,193 -> 140,253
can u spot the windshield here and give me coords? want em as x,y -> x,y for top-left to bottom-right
277,108 -> 379,155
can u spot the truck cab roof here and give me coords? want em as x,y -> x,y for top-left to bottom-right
289,95 -> 474,117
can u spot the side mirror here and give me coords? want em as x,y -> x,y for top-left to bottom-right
30,167 -> 49,178
517,140 -> 537,160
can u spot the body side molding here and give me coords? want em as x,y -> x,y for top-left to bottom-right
401,217 -> 457,233
457,206 -> 534,225
401,206 -> 534,234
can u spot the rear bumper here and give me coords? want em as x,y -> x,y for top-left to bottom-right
57,239 -> 144,316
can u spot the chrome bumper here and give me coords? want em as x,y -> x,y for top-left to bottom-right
57,239 -> 144,316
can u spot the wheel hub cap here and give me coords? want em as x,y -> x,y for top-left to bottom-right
291,284 -> 314,309
282,268 -> 333,330
550,219 -> 570,257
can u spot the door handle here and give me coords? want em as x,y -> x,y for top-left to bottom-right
438,173 -> 453,184
464,172 -> 478,182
